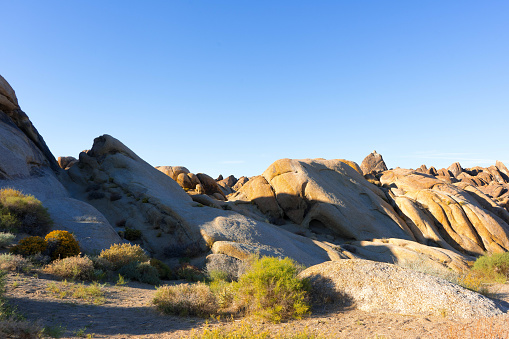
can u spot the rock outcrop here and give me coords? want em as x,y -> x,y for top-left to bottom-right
0,75 -> 121,252
65,135 -> 336,267
360,150 -> 388,176
299,260 -> 505,318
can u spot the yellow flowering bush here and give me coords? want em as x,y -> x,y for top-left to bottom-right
45,230 -> 80,260
10,236 -> 47,256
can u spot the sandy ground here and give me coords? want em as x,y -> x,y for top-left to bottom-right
4,272 -> 509,339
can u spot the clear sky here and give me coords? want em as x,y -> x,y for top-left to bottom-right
2,1 -> 508,178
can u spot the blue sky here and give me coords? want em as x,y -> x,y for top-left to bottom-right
2,1 -> 508,177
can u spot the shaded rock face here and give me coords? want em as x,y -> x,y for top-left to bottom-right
360,150 -> 388,176
65,135 -> 335,267
299,260 -> 505,319
0,75 -> 121,252
231,158 -> 413,242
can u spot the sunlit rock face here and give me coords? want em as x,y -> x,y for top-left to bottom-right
0,74 -> 122,253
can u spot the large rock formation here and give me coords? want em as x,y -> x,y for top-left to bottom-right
381,168 -> 509,256
0,75 -> 121,252
232,158 -> 413,242
64,135 -> 335,267
299,260 -> 505,318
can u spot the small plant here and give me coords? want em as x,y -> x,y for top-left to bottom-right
177,263 -> 206,282
109,193 -> 122,202
116,274 -> 128,286
98,243 -> 149,271
42,324 -> 66,338
123,227 -> 142,241
0,232 -> 15,248
0,318 -> 43,339
153,282 -> 217,317
0,188 -> 53,235
43,255 -> 94,280
117,261 -> 160,285
10,236 -> 47,256
45,230 -> 80,260
150,258 -> 173,280
0,254 -> 32,273
141,197 -> 149,203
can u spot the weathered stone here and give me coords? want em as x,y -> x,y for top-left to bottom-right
232,176 -> 249,191
360,150 -> 388,175
230,175 -> 283,220
299,260 -> 504,318
448,162 -> 463,177
156,166 -> 190,181
176,172 -> 194,190
58,156 -> 78,170
196,173 -> 225,198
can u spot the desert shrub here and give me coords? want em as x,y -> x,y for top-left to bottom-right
0,232 -> 15,248
153,282 -> 217,317
44,230 -> 80,260
234,256 -> 311,323
177,263 -> 206,282
10,236 -> 47,256
110,193 -> 122,201
164,242 -> 202,258
0,318 -> 43,339
0,254 -> 32,273
117,261 -> 160,285
150,258 -> 173,280
124,227 -> 142,241
473,252 -> 509,281
0,188 -> 52,235
98,243 -> 149,271
43,255 -> 94,280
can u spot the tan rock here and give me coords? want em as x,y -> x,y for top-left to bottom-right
156,166 -> 190,181
360,150 -> 388,175
448,162 -> 463,177
262,158 -> 413,240
58,156 -> 78,170
298,260 -> 504,318
230,175 -> 283,220
496,160 -> 509,178
232,176 -> 249,191
176,172 -> 193,190
196,173 -> 226,198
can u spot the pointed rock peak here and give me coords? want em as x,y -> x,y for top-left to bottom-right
447,162 -> 463,178
0,74 -> 19,111
496,160 -> 509,177
360,151 -> 388,176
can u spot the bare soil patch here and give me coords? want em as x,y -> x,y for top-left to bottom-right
4,273 -> 509,339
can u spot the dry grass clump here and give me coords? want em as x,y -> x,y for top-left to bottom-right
0,188 -> 53,235
43,255 -> 95,280
0,318 -> 43,339
98,243 -> 149,271
46,280 -> 106,304
187,320 -> 322,338
0,254 -> 32,273
472,252 -> 509,281
153,282 -> 218,317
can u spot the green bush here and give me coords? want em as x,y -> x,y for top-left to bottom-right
117,261 -> 160,285
10,236 -> 47,256
473,252 -> 509,282
98,243 -> 149,271
235,256 -> 311,323
44,230 -> 80,260
43,255 -> 95,281
176,263 -> 206,282
0,188 -> 53,235
124,227 -> 142,241
0,232 -> 15,248
150,258 -> 173,280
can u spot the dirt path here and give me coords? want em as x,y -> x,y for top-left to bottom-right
5,273 -> 509,339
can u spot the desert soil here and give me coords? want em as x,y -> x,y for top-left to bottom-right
4,272 -> 509,339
